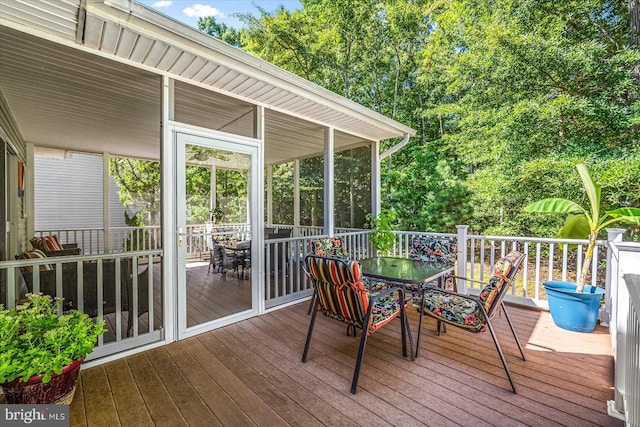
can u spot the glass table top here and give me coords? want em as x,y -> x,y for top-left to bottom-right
358,257 -> 453,284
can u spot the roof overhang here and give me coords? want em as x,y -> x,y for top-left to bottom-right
0,0 -> 415,163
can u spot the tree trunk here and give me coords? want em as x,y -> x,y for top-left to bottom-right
576,231 -> 598,293
631,0 -> 640,47
631,0 -> 640,76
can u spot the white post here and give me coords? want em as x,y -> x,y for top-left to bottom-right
26,142 -> 35,242
266,165 -> 273,226
161,75 -> 175,343
456,225 -> 469,294
253,106 -> 264,229
371,141 -> 381,217
324,127 -> 334,236
210,165 -> 217,212
103,152 -> 110,254
293,159 -> 300,237
603,228 -> 625,327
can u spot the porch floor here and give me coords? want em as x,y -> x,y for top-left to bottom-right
17,303 -> 626,426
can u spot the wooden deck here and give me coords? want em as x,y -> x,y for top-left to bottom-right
15,302 -> 626,426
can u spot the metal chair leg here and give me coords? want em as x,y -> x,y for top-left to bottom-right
350,313 -> 373,394
307,289 -> 317,315
486,318 -> 517,393
302,299 -> 320,363
415,293 -> 427,358
501,302 -> 526,361
400,302 -> 414,360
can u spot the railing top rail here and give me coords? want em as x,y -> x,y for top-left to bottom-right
109,226 -> 161,230
0,249 -> 163,268
36,228 -> 105,232
467,234 -> 606,245
393,230 -> 457,238
335,230 -> 372,237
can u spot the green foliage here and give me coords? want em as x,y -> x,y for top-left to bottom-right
123,211 -> 144,251
110,158 -> 160,226
198,16 -> 242,47
0,294 -> 106,384
367,209 -> 397,253
194,1 -> 639,239
269,162 -> 294,225
525,163 -> 640,290
421,0 -> 640,236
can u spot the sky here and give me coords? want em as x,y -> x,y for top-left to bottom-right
139,0 -> 302,29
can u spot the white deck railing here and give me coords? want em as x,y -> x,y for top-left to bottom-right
0,250 -> 163,360
607,241 -> 640,426
34,224 -> 610,310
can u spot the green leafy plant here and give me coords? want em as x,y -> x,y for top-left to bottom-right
210,207 -> 225,222
0,293 -> 106,384
367,209 -> 397,254
525,163 -> 640,292
124,211 -> 145,251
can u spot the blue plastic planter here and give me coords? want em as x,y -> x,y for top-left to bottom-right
542,281 -> 605,333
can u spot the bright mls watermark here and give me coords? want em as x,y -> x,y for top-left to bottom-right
1,405 -> 69,426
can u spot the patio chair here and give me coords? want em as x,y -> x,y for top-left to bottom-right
302,254 -> 414,394
415,250 -> 526,393
30,235 -> 81,257
209,243 -> 238,276
266,230 -> 292,275
408,236 -> 457,293
305,237 -> 349,314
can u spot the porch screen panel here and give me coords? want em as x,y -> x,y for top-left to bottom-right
268,162 -> 294,225
334,146 -> 371,229
34,152 -> 104,253
300,156 -> 324,227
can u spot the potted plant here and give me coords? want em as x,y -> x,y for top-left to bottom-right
210,207 -> 225,223
367,209 -> 397,255
0,293 -> 106,404
524,163 -> 640,332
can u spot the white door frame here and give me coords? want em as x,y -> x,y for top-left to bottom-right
171,125 -> 263,340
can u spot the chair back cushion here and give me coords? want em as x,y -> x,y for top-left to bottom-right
304,255 -> 367,326
410,236 -> 457,264
479,250 -> 525,317
309,237 -> 348,259
30,235 -> 65,253
19,249 -> 54,272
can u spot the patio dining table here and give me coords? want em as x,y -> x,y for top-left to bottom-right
359,256 -> 455,349
358,256 -> 453,288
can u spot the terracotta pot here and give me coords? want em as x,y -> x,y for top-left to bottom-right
1,359 -> 83,404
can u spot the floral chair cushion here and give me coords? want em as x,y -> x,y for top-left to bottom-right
309,237 -> 348,259
419,250 -> 524,332
410,236 -> 457,264
407,237 -> 457,302
421,288 -> 486,331
479,250 -> 523,316
305,255 -> 403,333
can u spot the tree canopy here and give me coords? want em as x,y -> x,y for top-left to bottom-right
197,0 -> 640,239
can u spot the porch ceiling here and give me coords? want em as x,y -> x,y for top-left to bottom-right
0,0 -> 415,164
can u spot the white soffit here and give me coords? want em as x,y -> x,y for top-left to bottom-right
82,0 -> 415,141
0,0 -> 415,162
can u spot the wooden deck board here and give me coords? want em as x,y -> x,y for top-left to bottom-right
184,337 -> 288,427
45,302 -> 623,426
78,366 -> 119,427
103,359 -> 154,427
145,346 -> 221,427
123,353 -> 188,426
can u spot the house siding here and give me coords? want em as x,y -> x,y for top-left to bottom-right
34,152 -> 130,252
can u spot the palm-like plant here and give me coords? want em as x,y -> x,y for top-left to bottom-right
525,163 -> 640,293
